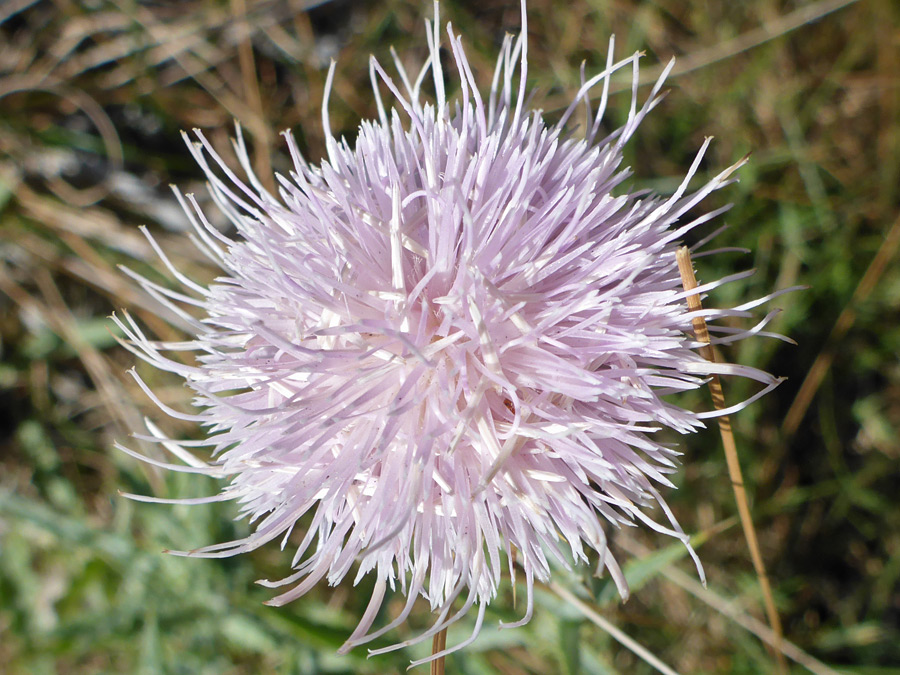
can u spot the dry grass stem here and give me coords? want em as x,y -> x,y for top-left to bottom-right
617,534 -> 843,675
230,0 -> 276,195
782,211 -> 900,437
618,0 -> 862,91
550,581 -> 681,675
676,246 -> 787,674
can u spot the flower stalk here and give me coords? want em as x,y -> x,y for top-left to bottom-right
430,628 -> 447,675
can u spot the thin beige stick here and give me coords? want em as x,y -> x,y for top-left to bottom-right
617,534 -> 843,675
550,581 -> 681,675
430,627 -> 448,675
545,0 -> 862,111
231,0 -> 276,195
676,246 -> 786,674
622,0 -> 861,90
782,211 -> 900,438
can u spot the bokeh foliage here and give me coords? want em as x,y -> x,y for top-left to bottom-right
1,0 -> 898,672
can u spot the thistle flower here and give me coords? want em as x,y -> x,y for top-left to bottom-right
116,2 -> 785,664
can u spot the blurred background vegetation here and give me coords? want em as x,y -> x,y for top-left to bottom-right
0,0 -> 897,672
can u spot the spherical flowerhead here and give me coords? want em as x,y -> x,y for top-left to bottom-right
117,2 -> 785,664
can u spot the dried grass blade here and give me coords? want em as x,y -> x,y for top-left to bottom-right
676,245 -> 787,674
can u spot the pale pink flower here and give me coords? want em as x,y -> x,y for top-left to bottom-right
116,2 -> 785,664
